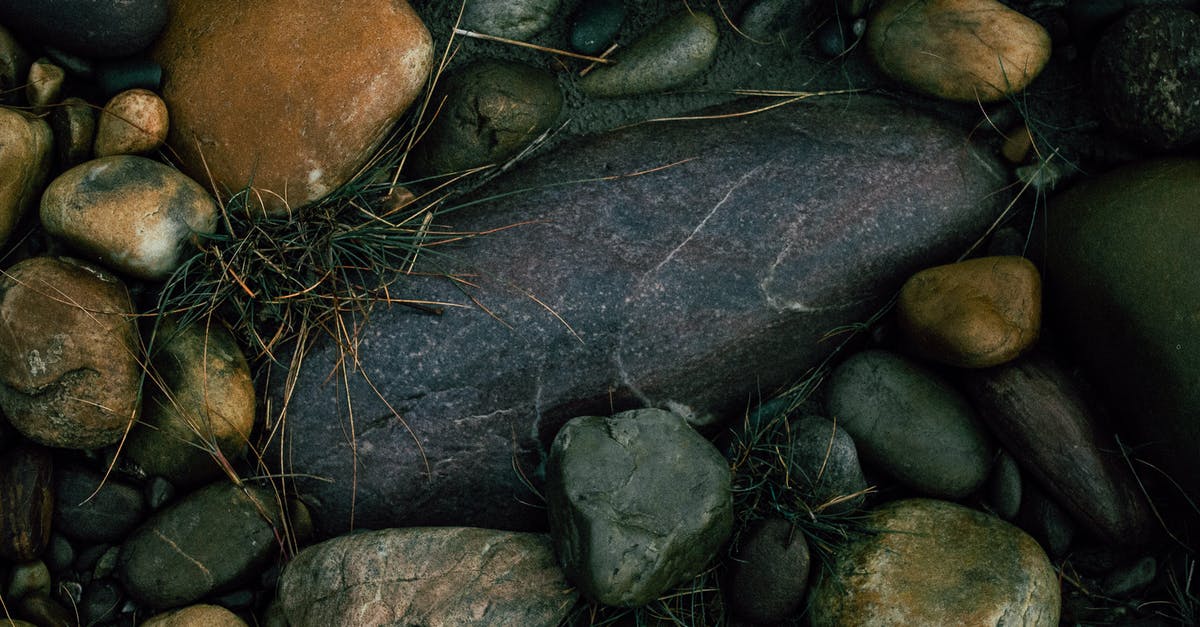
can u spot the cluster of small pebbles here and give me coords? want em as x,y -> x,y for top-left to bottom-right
0,0 -> 1196,625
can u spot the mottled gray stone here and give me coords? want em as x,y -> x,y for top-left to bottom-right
280,527 -> 575,627
790,415 -> 869,514
276,95 -> 1007,534
462,0 -> 560,40
546,409 -> 732,607
826,350 -> 994,498
54,464 -> 146,543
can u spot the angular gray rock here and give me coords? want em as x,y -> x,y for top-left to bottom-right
280,527 -> 575,627
546,409 -> 732,607
276,95 -> 1007,533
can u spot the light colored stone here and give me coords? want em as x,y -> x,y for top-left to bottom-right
154,0 -> 433,215
463,0 -> 560,40
866,0 -> 1051,102
126,318 -> 256,486
897,255 -> 1041,368
142,604 -> 248,627
40,155 -> 218,280
25,58 -> 64,112
93,88 -> 169,157
280,527 -> 576,627
0,107 -> 52,247
0,257 -> 139,449
809,499 -> 1060,626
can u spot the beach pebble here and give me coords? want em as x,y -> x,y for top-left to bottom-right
570,0 -> 625,54
142,604 -> 249,627
866,0 -> 1051,102
93,88 -> 169,157
579,11 -> 719,97
727,518 -> 811,624
25,58 -> 64,113
49,97 -> 96,169
462,0 -> 560,40
0,107 -> 52,247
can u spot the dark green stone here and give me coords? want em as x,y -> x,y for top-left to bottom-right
570,0 -> 625,55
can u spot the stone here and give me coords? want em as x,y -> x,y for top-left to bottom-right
408,60 -> 563,178
986,449 -> 1022,520
145,477 -> 176,510
0,0 -> 168,58
0,257 -> 139,449
866,0 -> 1052,102
125,318 -> 256,486
789,415 -> 870,514
1017,482 -> 1075,557
1102,556 -> 1157,598
0,24 -> 29,105
80,578 -> 122,625
547,409 -> 731,607
580,11 -> 720,97
0,445 -> 53,561
40,156 -> 219,280
739,0 -> 817,43
154,0 -> 433,215
1093,8 -> 1200,150
826,350 -> 994,498
570,0 -> 625,54
816,17 -> 865,58
1044,159 -> 1200,509
727,518 -> 811,624
960,353 -> 1155,544
117,482 -> 282,608
277,95 -> 1008,533
49,97 -> 97,169
16,594 -> 74,627
897,256 -> 1041,368
92,545 -> 120,580
143,604 -> 249,627
25,58 -> 65,113
93,88 -> 170,157
808,499 -> 1060,625
44,534 -> 74,573
53,464 -> 146,543
280,527 -> 575,626
0,107 -> 53,248
6,560 -> 51,601
463,0 -> 560,40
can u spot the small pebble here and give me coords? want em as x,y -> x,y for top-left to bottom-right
570,0 -> 625,54
462,0 -> 560,40
145,476 -> 176,510
94,88 -> 169,157
43,534 -> 75,574
0,24 -> 28,105
18,593 -> 75,627
93,545 -> 120,580
1002,123 -> 1034,163
580,10 -> 720,98
6,560 -> 51,601
1102,556 -> 1157,597
25,58 -> 64,113
49,97 -> 96,169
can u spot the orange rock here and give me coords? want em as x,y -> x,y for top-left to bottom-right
154,0 -> 433,216
898,255 -> 1041,368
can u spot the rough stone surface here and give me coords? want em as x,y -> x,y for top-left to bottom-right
546,409 -> 733,607
0,0 -> 168,58
789,415 -> 869,514
93,89 -> 169,157
570,0 -> 625,54
0,257 -> 139,449
40,156 -> 219,280
117,483 -> 282,608
1092,7 -> 1200,150
0,445 -> 53,561
125,319 -> 256,487
1044,159 -> 1200,508
154,0 -> 433,215
898,256 -> 1041,368
463,0 -> 561,40
808,499 -> 1060,626
408,59 -> 563,178
866,0 -> 1051,102
142,604 -> 249,627
0,107 -> 52,248
727,518 -> 811,624
580,11 -> 720,97
276,95 -> 1007,534
280,527 -> 575,627
25,58 -> 64,113
53,464 -> 145,543
826,350 -> 994,498
961,353 -> 1154,545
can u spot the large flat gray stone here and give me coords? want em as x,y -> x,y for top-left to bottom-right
276,95 -> 1007,534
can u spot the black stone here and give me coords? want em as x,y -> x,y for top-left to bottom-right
570,0 -> 625,54
727,518 -> 811,624
81,578 -> 122,625
0,0 -> 167,59
276,95 -> 1007,534
53,464 -> 146,543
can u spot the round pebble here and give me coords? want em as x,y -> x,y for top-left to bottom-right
727,518 -> 811,623
579,10 -> 720,97
570,0 -> 625,54
25,58 -> 64,113
93,88 -> 169,157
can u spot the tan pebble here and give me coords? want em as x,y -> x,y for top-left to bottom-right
897,255 -> 1041,368
867,0 -> 1051,102
94,88 -> 169,157
142,604 -> 249,627
1002,124 -> 1034,163
25,58 -> 64,112
0,108 -> 52,247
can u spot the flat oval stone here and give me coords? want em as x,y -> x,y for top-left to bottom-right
580,10 -> 719,97
0,257 -> 139,449
280,528 -> 576,626
53,464 -> 146,543
826,350 -> 993,498
40,156 -> 218,280
0,0 -> 168,59
154,0 -> 433,215
897,255 -> 1041,368
117,483 -> 282,608
0,107 -> 52,248
571,0 -> 625,54
866,0 -> 1051,102
809,499 -> 1060,625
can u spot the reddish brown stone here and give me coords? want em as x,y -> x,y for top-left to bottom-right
154,0 -> 433,215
